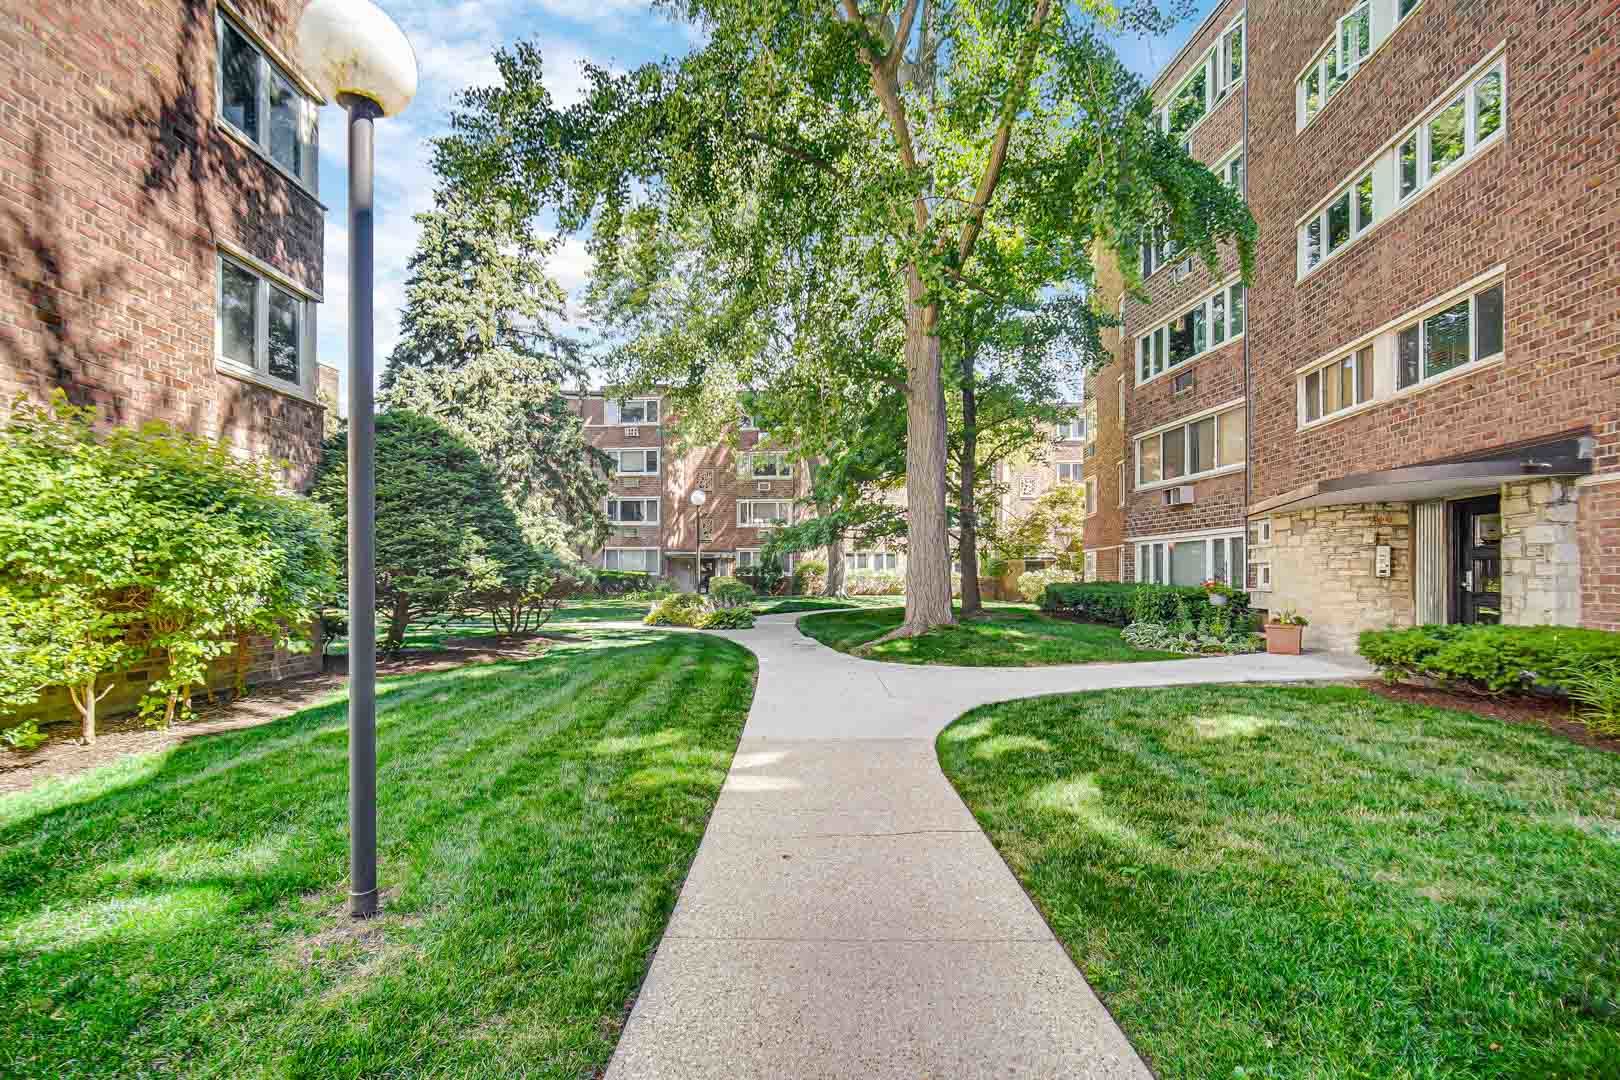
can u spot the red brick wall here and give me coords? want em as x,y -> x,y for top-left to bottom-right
1245,0 -> 1620,499
1,0 -> 330,486
1579,478 -> 1620,631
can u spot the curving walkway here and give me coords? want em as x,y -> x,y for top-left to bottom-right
604,612 -> 1371,1079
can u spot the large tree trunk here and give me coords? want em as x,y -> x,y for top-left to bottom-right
894,288 -> 955,637
384,593 -> 411,652
957,355 -> 984,617
824,528 -> 846,596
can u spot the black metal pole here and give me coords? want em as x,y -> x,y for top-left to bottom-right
344,93 -> 383,920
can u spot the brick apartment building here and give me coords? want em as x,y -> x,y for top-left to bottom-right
1103,0 -> 1619,649
3,0 -> 340,702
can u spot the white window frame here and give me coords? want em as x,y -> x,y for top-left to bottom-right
1250,561 -> 1273,592
1083,550 -> 1098,582
215,11 -> 319,192
1213,142 -> 1244,191
1117,459 -> 1127,508
1133,529 -> 1246,588
738,499 -> 792,528
609,447 -> 660,476
605,398 -> 660,425
1247,518 -> 1273,546
602,548 -> 660,574
1084,477 -> 1098,517
606,497 -> 660,525
215,250 -> 315,397
1298,49 -> 1505,280
1299,345 -> 1376,427
846,551 -> 899,573
1154,13 -> 1245,144
1056,462 -> 1084,484
1056,414 -> 1086,442
1135,279 -> 1245,387
745,451 -> 794,479
1134,402 -> 1246,491
1395,280 -> 1505,392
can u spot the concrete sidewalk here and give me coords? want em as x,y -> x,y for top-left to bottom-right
605,613 -> 1371,1079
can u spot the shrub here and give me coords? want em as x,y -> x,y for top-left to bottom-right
1,393 -> 337,740
736,552 -> 787,596
644,593 -> 709,628
1043,582 -> 1251,629
709,577 -> 756,610
1358,624 -> 1620,696
1123,621 -> 1263,655
1562,662 -> 1620,736
2,719 -> 46,751
793,559 -> 827,595
846,572 -> 905,596
699,607 -> 756,630
1017,566 -> 1081,604
596,570 -> 659,596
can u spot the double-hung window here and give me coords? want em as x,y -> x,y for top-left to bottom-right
745,451 -> 793,478
1057,413 -> 1086,442
1084,477 -> 1098,516
1136,405 -> 1245,487
1056,462 -> 1084,484
217,253 -> 310,390
216,14 -> 318,189
603,548 -> 659,573
1302,346 -> 1374,423
606,398 -> 660,425
610,448 -> 660,476
738,500 -> 792,528
1135,533 -> 1245,587
1137,282 -> 1244,384
1398,60 -> 1504,202
607,497 -> 660,524
1397,281 -> 1504,390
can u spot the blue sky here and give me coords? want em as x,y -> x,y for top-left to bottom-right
315,0 -> 1220,397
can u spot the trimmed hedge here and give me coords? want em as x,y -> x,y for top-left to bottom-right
1042,581 -> 1252,628
1358,623 -> 1620,694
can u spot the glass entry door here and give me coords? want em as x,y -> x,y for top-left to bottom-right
1451,495 -> 1502,624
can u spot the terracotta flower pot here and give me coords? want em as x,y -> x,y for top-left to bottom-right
1264,623 -> 1304,655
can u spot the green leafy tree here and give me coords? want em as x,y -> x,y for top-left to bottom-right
0,394 -> 338,737
382,196 -> 609,550
312,410 -> 548,651
438,0 -> 1253,636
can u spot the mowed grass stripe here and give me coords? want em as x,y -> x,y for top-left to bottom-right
0,630 -> 756,1079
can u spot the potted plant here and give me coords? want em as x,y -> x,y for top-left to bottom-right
1200,579 -> 1229,607
1264,609 -> 1308,655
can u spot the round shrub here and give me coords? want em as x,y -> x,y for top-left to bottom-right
644,593 -> 708,628
708,577 -> 756,610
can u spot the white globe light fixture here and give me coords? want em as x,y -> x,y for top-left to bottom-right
690,489 -> 708,592
296,0 -> 417,921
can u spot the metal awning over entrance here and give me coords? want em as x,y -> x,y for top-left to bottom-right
1249,436 -> 1593,516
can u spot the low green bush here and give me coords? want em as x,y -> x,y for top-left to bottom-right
1122,621 -> 1263,655
1016,566 -> 1081,603
1042,581 -> 1252,629
1562,662 -> 1620,736
1358,624 -> 1620,696
709,578 -> 756,610
699,607 -> 756,630
644,593 -> 708,628
792,559 -> 828,596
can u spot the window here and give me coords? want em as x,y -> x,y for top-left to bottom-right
1140,225 -> 1182,278
1135,533 -> 1245,587
603,548 -> 659,574
1117,460 -> 1127,508
1218,20 -> 1245,96
1247,518 -> 1272,546
610,448 -> 660,475
1396,281 -> 1504,390
1156,17 -> 1243,143
606,398 -> 660,425
1338,2 -> 1371,70
1169,62 -> 1208,141
1137,282 -> 1244,383
216,253 -> 309,388
745,451 -> 793,478
607,497 -> 660,524
1117,380 -> 1125,426
1302,345 -> 1374,423
1057,414 -> 1086,441
846,552 -> 899,573
216,14 -> 317,189
1083,550 -> 1098,582
1300,172 -> 1376,274
1057,462 -> 1084,484
738,500 -> 792,527
1084,477 -> 1098,516
1398,58 -> 1506,203
1222,150 -> 1244,191
1250,561 -> 1273,591
1136,405 -> 1245,487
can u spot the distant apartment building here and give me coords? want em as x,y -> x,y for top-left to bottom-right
2,0 -> 337,485
1104,0 -> 1619,649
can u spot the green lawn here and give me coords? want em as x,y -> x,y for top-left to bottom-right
550,597 -> 653,624
328,600 -> 654,654
797,605 -> 1185,665
752,596 -> 898,615
937,684 -> 1620,1078
0,629 -> 755,1078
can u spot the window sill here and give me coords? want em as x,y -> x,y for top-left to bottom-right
1135,333 -> 1244,390
1297,396 -> 1381,433
1134,462 -> 1245,493
215,118 -> 324,209
1393,353 -> 1503,401
216,357 -> 319,406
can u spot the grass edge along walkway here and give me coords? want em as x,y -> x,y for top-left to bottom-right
0,629 -> 756,1079
798,605 -> 1187,666
937,683 -> 1620,1079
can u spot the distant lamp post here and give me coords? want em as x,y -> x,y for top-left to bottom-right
296,0 -> 417,920
690,489 -> 708,592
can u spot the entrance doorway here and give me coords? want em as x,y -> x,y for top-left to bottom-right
1451,495 -> 1502,624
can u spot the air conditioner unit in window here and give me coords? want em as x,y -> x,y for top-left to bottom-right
756,481 -> 771,493
1163,485 -> 1196,506
625,426 -> 639,437
1170,257 -> 1194,284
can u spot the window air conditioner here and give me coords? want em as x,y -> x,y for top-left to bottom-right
756,481 -> 771,493
1163,485 -> 1195,506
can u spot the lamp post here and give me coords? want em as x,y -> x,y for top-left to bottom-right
690,489 -> 707,593
296,0 -> 417,920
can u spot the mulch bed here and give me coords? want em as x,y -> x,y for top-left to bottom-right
1359,679 -> 1620,755
1,640 -> 550,798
